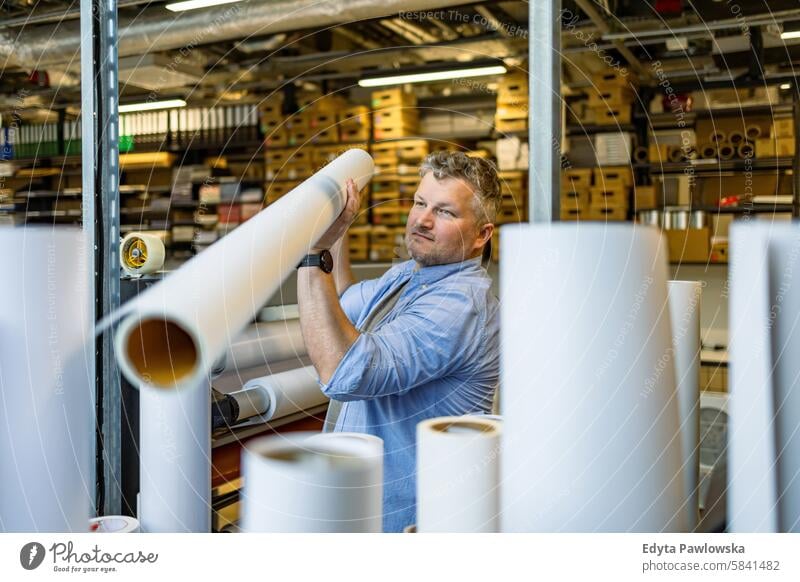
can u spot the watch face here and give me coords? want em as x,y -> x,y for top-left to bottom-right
320,250 -> 334,273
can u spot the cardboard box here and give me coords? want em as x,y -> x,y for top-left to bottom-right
649,143 -> 671,163
495,118 -> 528,133
496,74 -> 528,103
264,128 -> 289,147
373,107 -> 419,129
560,207 -> 586,221
590,186 -> 629,209
634,184 -> 660,209
312,127 -> 339,144
586,206 -> 627,221
587,86 -> 634,108
371,202 -> 410,226
496,206 -> 526,224
339,106 -> 370,126
340,125 -> 370,142
589,106 -> 632,125
560,189 -> 589,210
562,168 -> 592,190
496,138 -> 528,170
495,103 -> 529,121
265,181 -> 297,204
776,137 -> 795,157
756,137 -> 776,158
374,125 -> 417,140
772,118 -> 795,138
371,88 -> 417,110
592,70 -> 634,88
593,166 -> 633,188
664,227 -> 710,263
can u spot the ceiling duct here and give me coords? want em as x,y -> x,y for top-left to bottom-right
0,0 -> 480,69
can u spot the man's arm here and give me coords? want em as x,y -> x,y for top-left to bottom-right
298,178 -> 362,383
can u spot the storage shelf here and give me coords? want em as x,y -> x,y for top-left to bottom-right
641,157 -> 794,173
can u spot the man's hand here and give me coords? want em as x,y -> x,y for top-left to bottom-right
313,178 -> 362,252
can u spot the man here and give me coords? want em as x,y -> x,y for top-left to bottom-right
296,151 -> 501,532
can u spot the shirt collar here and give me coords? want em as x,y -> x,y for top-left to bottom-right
398,255 -> 485,285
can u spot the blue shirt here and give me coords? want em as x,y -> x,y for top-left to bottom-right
320,256 -> 500,532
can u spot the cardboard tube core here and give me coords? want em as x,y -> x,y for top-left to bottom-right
126,319 -> 198,388
431,420 -> 498,434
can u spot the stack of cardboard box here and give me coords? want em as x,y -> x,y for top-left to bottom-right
756,117 -> 796,158
585,71 -> 635,125
495,73 -> 528,133
589,166 -> 631,221
371,88 -> 418,141
368,139 -> 429,226
560,168 -> 592,220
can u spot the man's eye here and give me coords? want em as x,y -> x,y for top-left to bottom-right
438,209 -> 454,217
414,201 -> 425,207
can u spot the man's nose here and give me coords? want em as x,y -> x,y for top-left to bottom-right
416,207 -> 435,229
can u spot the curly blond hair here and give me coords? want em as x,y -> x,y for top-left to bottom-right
419,151 -> 501,224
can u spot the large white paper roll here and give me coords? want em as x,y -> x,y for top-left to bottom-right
417,416 -> 501,532
114,149 -> 373,391
138,378 -> 210,532
242,366 -> 327,422
729,222 -> 800,532
0,228 -> 92,532
240,431 -> 383,532
500,223 -> 687,532
667,280 -> 702,531
214,320 -> 306,375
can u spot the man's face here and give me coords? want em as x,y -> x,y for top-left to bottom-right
404,173 -> 492,267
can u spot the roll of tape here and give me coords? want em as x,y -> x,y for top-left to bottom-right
89,516 -> 141,533
120,232 -> 166,275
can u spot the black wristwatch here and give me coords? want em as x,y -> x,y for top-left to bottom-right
297,249 -> 334,273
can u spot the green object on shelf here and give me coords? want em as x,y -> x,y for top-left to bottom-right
119,135 -> 134,152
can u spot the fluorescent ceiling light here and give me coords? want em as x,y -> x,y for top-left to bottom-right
119,99 -> 187,113
359,65 -> 507,88
166,0 -> 244,12
780,30 -> 800,40
780,83 -> 792,90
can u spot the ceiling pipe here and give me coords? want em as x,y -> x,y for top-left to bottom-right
0,0 -> 481,68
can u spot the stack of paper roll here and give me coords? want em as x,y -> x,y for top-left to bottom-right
500,223 -> 687,532
417,416 -> 501,532
213,319 -> 307,376
729,222 -> 800,532
667,281 -> 702,531
0,229 -> 93,532
240,432 -> 383,532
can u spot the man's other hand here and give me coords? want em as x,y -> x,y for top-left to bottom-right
313,178 -> 362,252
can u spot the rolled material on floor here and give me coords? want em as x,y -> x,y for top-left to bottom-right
89,516 -> 140,533
241,431 -> 383,532
728,130 -> 744,145
120,231 -> 166,275
114,148 -> 374,391
729,223 -> 800,532
699,143 -> 718,159
242,366 -> 327,422
500,224 -> 687,532
718,143 -> 736,160
417,416 -> 501,532
745,124 -> 762,140
213,319 -> 306,375
0,229 -> 92,532
709,130 -> 726,143
633,146 -> 648,163
667,280 -> 702,531
139,378 -> 210,532
737,142 -> 754,159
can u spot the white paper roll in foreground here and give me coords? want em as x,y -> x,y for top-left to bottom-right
241,432 -> 383,532
0,228 -> 92,532
114,149 -> 374,390
417,416 -> 501,532
138,379 -> 210,533
214,320 -> 306,375
667,280 -> 702,531
729,222 -> 800,532
242,366 -> 326,422
500,224 -> 686,532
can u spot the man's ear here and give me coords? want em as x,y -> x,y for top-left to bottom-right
475,222 -> 494,252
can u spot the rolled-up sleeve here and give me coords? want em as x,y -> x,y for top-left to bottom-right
339,278 -> 379,325
322,287 -> 483,401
